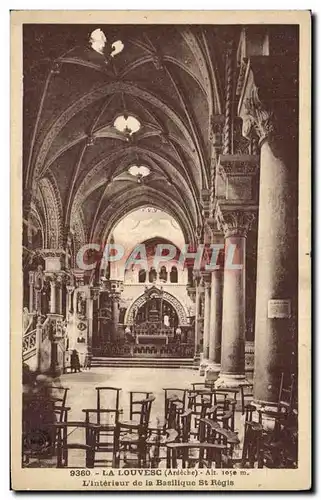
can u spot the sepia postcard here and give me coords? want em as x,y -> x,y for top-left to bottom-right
11,10 -> 311,491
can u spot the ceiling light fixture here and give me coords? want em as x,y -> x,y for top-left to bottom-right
128,165 -> 150,183
89,29 -> 124,59
114,115 -> 141,138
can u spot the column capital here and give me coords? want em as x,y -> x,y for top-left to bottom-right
237,56 -> 298,147
45,271 -> 66,284
72,268 -> 85,287
186,285 -> 196,303
215,203 -> 256,238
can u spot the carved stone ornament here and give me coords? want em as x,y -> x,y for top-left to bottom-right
241,85 -> 275,145
218,154 -> 259,180
215,204 -> 255,238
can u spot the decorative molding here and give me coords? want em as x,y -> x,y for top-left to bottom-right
125,288 -> 189,326
218,154 -> 259,180
38,176 -> 63,249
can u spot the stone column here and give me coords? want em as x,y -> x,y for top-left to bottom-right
88,287 -> 100,348
199,272 -> 211,375
191,271 -> 201,358
215,206 -> 255,387
50,277 -> 57,314
238,56 -> 298,404
205,222 -> 224,383
109,279 -> 123,343
29,272 -> 34,312
253,141 -> 297,404
57,277 -> 63,315
111,295 -> 120,342
36,316 -> 42,372
206,268 -> 224,382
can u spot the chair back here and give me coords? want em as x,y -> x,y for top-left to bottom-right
96,387 -> 121,415
55,421 -> 99,468
180,409 -> 193,442
47,386 -> 69,408
278,373 -> 295,412
129,391 -> 152,421
163,388 -> 187,422
139,395 -> 155,428
240,384 -> 254,414
166,442 -> 226,468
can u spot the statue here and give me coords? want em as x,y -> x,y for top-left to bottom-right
34,265 -> 44,313
77,292 -> 87,318
65,234 -> 72,270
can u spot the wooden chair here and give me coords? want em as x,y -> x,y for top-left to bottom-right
166,442 -> 226,469
96,387 -> 121,414
257,373 -> 296,439
188,390 -> 219,439
240,384 -> 254,415
180,409 -> 193,442
146,426 -> 178,468
163,388 -> 187,425
47,385 -> 69,409
54,421 -> 100,468
82,408 -> 123,467
129,391 -> 152,421
201,416 -> 240,467
114,395 -> 155,468
22,393 -> 62,464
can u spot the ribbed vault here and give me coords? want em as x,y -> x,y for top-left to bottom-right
23,24 -> 236,249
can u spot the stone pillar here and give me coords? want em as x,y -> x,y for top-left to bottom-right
50,277 -> 57,314
206,268 -> 224,382
205,222 -> 224,383
111,296 -> 120,342
29,272 -> 34,312
215,207 -> 255,387
88,287 -> 100,348
57,277 -> 63,315
191,271 -> 201,358
199,272 -> 211,375
237,56 -> 298,404
254,139 -> 297,404
109,279 -> 123,343
36,316 -> 42,372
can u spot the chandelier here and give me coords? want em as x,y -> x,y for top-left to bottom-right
89,29 -> 124,59
128,165 -> 150,183
114,115 -> 141,137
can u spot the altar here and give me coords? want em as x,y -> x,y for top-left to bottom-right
133,320 -> 174,345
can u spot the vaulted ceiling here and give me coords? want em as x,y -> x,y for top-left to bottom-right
23,24 -> 239,250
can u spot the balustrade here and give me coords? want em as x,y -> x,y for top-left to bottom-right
92,342 -> 194,358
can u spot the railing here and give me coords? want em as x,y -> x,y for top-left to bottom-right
23,312 -> 37,335
22,328 -> 37,359
93,342 -> 194,358
22,313 -> 66,366
132,321 -> 175,338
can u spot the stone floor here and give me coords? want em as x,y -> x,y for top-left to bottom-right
25,367 -> 248,468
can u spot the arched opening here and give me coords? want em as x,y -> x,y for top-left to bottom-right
148,267 -> 157,283
138,269 -> 146,283
170,266 -> 178,283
